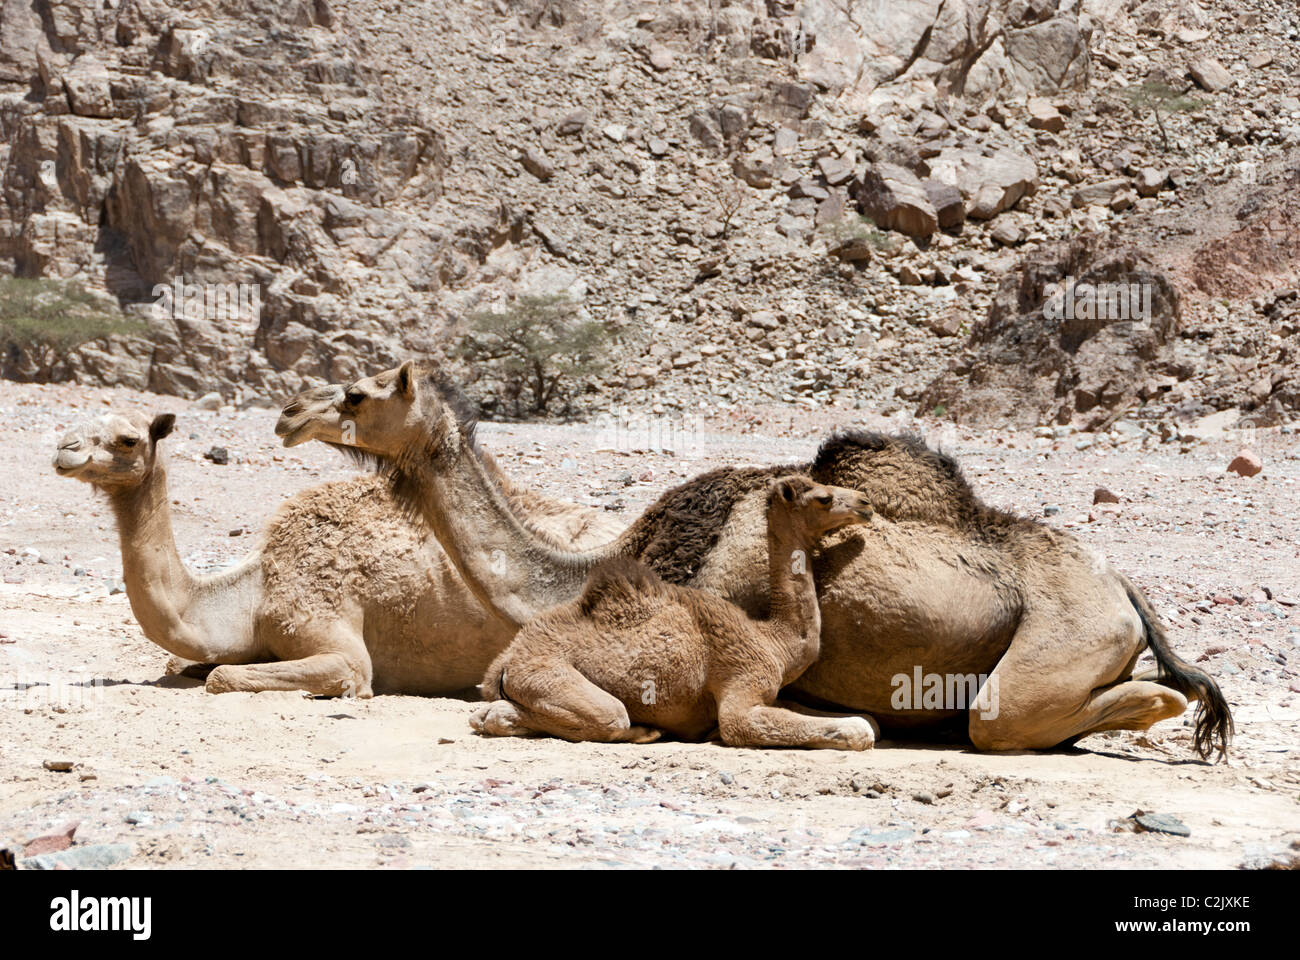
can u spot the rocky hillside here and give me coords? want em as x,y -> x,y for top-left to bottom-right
1,0 -> 1297,436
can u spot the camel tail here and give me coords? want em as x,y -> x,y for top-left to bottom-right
1123,576 -> 1233,760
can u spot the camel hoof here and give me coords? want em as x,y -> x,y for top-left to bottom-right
204,665 -> 239,695
828,716 -> 876,751
471,700 -> 534,738
626,725 -> 663,744
468,704 -> 491,732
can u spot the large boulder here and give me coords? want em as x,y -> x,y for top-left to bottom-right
926,146 -> 1038,220
916,235 -> 1181,429
850,163 -> 938,237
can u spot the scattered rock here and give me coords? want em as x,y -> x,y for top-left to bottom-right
1187,57 -> 1234,92
1227,451 -> 1262,477
520,146 -> 555,181
1072,178 -> 1131,208
1027,98 -> 1065,132
204,447 -> 230,465
1134,168 -> 1167,198
1132,812 -> 1191,838
848,827 -> 914,846
990,221 -> 1022,246
1092,486 -> 1120,505
20,843 -> 134,871
22,822 -> 79,858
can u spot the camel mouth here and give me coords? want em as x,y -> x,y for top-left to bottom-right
52,451 -> 91,477
276,420 -> 316,448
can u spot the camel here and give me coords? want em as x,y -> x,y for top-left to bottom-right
51,403 -> 622,697
470,475 -> 878,748
279,361 -> 1233,759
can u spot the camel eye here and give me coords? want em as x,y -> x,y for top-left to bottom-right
345,389 -> 365,406
119,436 -> 139,448
816,493 -> 833,506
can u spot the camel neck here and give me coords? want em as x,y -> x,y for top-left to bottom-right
402,431 -> 618,629
105,458 -> 211,661
766,509 -> 821,654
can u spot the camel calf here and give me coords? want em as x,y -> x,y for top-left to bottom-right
471,475 -> 878,749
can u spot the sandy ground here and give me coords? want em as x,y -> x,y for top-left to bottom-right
1,380 -> 1297,869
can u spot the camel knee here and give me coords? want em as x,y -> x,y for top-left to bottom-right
1137,688 -> 1187,725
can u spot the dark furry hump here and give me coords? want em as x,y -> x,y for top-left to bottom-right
578,556 -> 667,615
618,463 -> 799,584
810,428 -> 1003,531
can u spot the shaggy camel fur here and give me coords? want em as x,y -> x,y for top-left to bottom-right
281,361 -> 1233,758
53,407 -> 621,697
471,476 -> 878,748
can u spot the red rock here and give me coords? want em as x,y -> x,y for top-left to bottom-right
1227,450 -> 1262,477
1212,595 -> 1236,605
23,822 -> 78,857
1092,486 -> 1121,504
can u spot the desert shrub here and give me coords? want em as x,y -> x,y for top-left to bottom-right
821,213 -> 890,251
0,276 -> 144,376
1119,81 -> 1204,149
455,293 -> 613,417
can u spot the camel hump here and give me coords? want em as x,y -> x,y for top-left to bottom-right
579,556 -> 668,615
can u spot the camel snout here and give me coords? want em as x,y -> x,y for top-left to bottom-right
53,448 -> 91,474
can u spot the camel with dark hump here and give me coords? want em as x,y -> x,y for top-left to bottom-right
278,361 -> 1234,758
52,400 -> 622,697
472,475 -> 878,748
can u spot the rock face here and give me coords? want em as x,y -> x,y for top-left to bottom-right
0,0 -> 460,400
0,0 -> 1294,431
797,0 -> 1092,106
917,235 -> 1181,429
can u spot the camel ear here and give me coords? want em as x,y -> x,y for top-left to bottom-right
396,360 -> 416,398
150,413 -> 176,442
776,479 -> 795,502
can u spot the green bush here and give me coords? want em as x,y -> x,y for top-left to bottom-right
455,293 -> 612,417
821,213 -> 891,251
0,276 -> 143,370
1119,81 -> 1204,149
1119,81 -> 1204,115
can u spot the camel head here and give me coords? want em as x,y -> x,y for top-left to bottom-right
274,382 -> 345,448
276,360 -> 477,466
769,475 -> 874,537
52,411 -> 176,489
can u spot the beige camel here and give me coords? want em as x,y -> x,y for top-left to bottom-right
52,405 -> 621,697
280,361 -> 1233,758
471,475 -> 878,749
